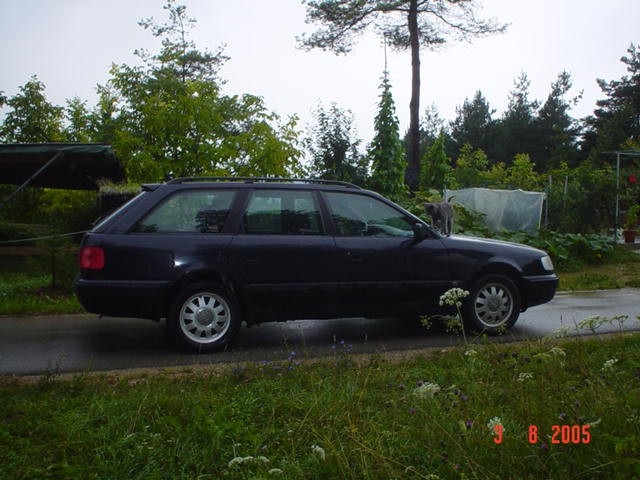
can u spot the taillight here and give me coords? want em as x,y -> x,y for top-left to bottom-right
79,246 -> 105,270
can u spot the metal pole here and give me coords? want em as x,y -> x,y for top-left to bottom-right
615,152 -> 620,242
0,152 -> 64,210
545,175 -> 551,229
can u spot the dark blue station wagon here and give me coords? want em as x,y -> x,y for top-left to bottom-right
75,178 -> 558,352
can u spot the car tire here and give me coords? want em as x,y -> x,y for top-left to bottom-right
462,274 -> 521,335
168,282 -> 241,352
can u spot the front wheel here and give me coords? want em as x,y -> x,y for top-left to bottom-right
462,274 -> 521,335
168,283 -> 241,352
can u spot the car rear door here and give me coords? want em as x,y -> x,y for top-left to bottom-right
228,188 -> 338,320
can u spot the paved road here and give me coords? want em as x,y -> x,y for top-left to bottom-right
1,289 -> 639,376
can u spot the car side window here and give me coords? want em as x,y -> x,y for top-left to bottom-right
133,190 -> 236,233
325,191 -> 414,237
243,190 -> 322,235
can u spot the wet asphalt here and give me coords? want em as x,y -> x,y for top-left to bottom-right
0,289 -> 639,376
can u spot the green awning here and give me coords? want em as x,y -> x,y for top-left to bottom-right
0,143 -> 125,190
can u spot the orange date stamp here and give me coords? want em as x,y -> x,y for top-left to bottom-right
493,425 -> 591,444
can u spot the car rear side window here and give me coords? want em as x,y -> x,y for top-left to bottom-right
133,190 -> 236,233
243,190 -> 322,235
325,191 -> 414,237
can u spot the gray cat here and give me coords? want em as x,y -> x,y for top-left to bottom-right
424,196 -> 455,236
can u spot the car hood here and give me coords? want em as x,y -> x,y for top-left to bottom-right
442,234 -> 548,257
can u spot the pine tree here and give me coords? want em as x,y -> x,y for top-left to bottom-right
299,0 -> 506,191
369,73 -> 406,196
584,43 -> 640,154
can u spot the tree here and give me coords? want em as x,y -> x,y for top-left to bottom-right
495,72 -> 540,166
64,97 -> 92,143
0,77 -> 65,223
0,76 -> 64,143
105,0 -> 303,182
452,143 -> 488,188
534,71 -> 581,170
450,90 -> 496,159
505,153 -> 541,191
584,43 -> 640,154
306,102 -> 367,184
421,103 -> 446,145
420,130 -> 450,194
368,73 -> 406,196
299,0 -> 507,190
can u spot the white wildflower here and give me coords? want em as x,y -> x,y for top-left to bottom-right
268,468 -> 284,475
311,444 -> 326,461
548,347 -> 566,357
627,413 -> 640,424
602,358 -> 619,371
517,372 -> 533,382
587,418 -> 602,427
546,325 -> 572,340
228,456 -> 248,467
413,382 -> 441,399
227,455 -> 269,468
464,349 -> 478,357
439,288 -> 470,307
487,417 -> 505,435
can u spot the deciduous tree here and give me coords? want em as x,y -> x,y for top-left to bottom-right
420,130 -> 450,194
105,0 -> 302,182
306,102 -> 367,184
0,76 -> 64,143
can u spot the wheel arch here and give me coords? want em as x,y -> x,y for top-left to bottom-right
465,261 -> 527,311
162,270 -> 246,318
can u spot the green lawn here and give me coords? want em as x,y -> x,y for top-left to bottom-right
1,334 -> 638,479
557,259 -> 640,291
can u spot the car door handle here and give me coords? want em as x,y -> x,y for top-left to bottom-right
246,254 -> 257,263
347,251 -> 364,262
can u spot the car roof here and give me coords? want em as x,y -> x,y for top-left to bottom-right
144,177 -> 364,192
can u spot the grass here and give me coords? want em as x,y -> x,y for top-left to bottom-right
0,271 -> 82,315
0,254 -> 82,315
557,254 -> 640,291
1,334 -> 639,479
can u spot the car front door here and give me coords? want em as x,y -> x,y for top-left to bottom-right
322,190 -> 451,317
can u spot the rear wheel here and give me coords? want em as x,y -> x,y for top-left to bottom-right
462,274 -> 521,335
169,282 -> 241,352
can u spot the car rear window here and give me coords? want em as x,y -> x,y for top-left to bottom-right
133,190 -> 236,233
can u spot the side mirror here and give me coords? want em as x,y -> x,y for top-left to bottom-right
412,223 -> 430,240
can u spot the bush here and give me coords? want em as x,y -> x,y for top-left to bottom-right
40,189 -> 98,233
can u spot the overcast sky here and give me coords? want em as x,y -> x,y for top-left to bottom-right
1,0 -> 639,147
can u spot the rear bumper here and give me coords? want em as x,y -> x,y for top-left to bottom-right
74,277 -> 173,320
522,274 -> 559,309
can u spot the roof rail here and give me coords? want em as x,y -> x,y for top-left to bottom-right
166,176 -> 361,189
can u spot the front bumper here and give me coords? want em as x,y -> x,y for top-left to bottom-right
522,273 -> 559,309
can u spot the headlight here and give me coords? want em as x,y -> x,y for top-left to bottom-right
540,255 -> 554,272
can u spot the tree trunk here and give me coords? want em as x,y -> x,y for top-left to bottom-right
405,0 -> 420,191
